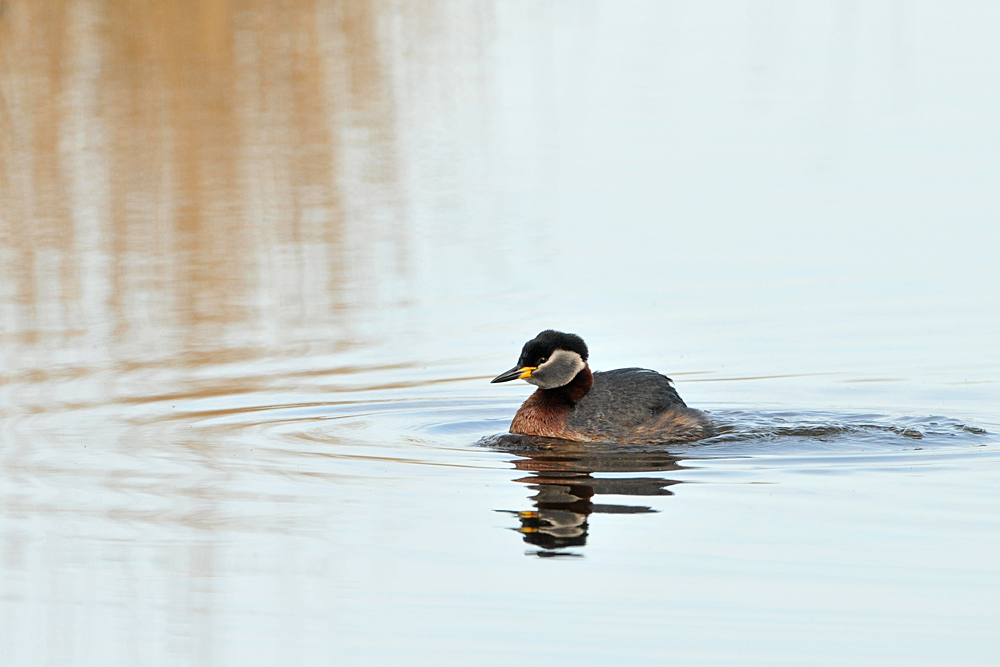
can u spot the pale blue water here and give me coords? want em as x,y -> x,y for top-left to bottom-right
2,2 -> 1000,665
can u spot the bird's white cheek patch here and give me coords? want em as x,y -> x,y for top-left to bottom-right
526,350 -> 585,389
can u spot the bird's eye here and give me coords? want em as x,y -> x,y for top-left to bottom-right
538,357 -> 547,365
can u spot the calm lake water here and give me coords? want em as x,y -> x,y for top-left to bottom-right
2,2 -> 1000,665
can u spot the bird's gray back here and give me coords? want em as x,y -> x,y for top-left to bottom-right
567,368 -> 686,435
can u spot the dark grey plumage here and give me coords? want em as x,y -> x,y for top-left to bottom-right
571,368 -> 683,422
567,368 -> 713,443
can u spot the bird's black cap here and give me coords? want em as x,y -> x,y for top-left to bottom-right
518,330 -> 589,367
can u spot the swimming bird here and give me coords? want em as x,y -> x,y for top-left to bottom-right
491,330 -> 714,444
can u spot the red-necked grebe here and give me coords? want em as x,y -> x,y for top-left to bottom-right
491,330 -> 714,444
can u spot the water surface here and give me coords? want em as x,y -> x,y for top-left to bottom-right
2,2 -> 1000,665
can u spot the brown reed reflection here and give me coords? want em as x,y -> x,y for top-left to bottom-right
0,0 -> 417,374
0,0 -> 495,544
491,437 -> 685,556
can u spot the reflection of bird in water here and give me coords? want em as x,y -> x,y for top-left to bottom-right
488,436 -> 685,556
492,330 -> 714,444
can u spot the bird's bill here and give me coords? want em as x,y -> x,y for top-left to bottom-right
490,366 -> 536,383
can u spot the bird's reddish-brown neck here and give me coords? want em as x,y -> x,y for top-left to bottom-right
525,364 -> 593,409
509,365 -> 593,438
561,364 -> 593,404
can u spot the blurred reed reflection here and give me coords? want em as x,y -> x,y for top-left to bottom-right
489,436 -> 685,556
0,0 -> 498,535
0,0 -> 469,387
